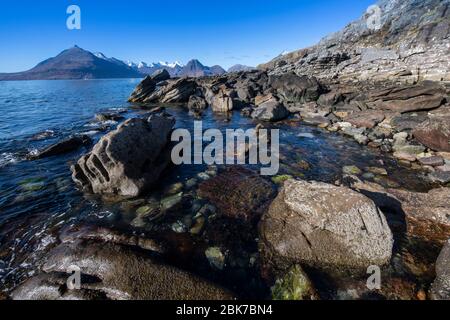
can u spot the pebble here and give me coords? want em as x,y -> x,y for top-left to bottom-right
342,165 -> 362,175
418,156 -> 445,167
205,247 -> 225,270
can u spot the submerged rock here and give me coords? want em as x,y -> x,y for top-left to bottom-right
205,247 -> 225,270
71,115 -> 174,197
251,99 -> 289,122
28,135 -> 92,160
259,179 -> 393,270
12,240 -> 234,300
271,265 -> 318,300
431,239 -> 450,300
198,167 -> 277,222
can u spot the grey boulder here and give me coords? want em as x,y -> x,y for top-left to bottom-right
71,115 -> 174,197
259,179 -> 393,270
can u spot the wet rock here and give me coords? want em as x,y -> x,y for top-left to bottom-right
271,265 -> 318,300
413,116 -> 450,152
251,99 -> 289,122
269,73 -> 323,103
28,135 -> 92,160
342,165 -> 362,175
393,151 -> 417,162
430,239 -> 450,300
19,177 -> 46,192
164,182 -> 184,196
71,115 -> 174,197
12,240 -> 234,300
205,247 -> 225,270
188,95 -> 207,112
418,156 -> 445,167
198,167 -> 277,222
428,171 -> 450,184
210,86 -> 236,112
95,113 -> 125,122
387,188 -> 450,244
271,175 -> 293,185
366,167 -> 388,176
161,192 -> 183,212
259,179 -> 393,270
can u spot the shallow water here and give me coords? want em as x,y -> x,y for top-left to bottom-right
0,79 -> 437,298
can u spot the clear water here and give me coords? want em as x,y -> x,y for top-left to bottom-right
0,79 -> 436,298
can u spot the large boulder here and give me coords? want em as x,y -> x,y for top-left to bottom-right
71,115 -> 174,197
251,99 -> 289,122
367,83 -> 446,113
345,110 -> 385,129
269,73 -> 323,103
413,114 -> 450,152
11,240 -> 234,300
198,167 -> 277,222
259,179 -> 393,270
210,87 -> 236,112
431,239 -> 450,300
159,78 -> 198,103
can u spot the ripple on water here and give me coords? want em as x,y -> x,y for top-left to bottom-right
0,152 -> 19,168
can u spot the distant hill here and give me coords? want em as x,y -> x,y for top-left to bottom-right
227,64 -> 256,73
0,46 -> 143,81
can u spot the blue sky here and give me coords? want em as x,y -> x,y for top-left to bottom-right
0,0 -> 375,72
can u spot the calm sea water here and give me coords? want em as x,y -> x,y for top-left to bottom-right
0,79 -> 434,296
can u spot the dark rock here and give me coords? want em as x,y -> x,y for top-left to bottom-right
431,239 -> 450,300
128,76 -> 156,103
251,99 -> 289,122
259,179 -> 393,271
151,69 -> 170,82
71,115 -> 174,197
269,73 -> 323,103
95,112 -> 125,122
188,95 -> 208,112
198,166 -> 277,223
28,135 -> 92,160
418,156 -> 445,167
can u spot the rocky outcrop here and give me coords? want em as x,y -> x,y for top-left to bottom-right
12,239 -> 234,300
129,77 -> 197,104
210,87 -> 235,112
431,239 -> 450,300
251,99 -> 289,122
198,167 -> 277,222
28,135 -> 92,160
260,0 -> 450,84
269,73 -> 323,103
259,179 -> 393,270
71,114 -> 174,197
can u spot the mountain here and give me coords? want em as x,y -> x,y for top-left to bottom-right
0,46 -> 143,81
177,59 -> 226,77
259,0 -> 450,83
227,64 -> 256,73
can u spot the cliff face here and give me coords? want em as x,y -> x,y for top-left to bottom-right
260,0 -> 450,84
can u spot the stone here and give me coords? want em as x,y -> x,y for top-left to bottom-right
128,76 -> 156,102
188,95 -> 208,111
269,73 -> 323,103
211,88 -> 234,112
95,112 -> 125,122
251,99 -> 289,122
430,239 -> 450,300
205,247 -> 225,270
259,179 -> 393,270
28,135 -> 92,160
161,192 -> 183,212
387,188 -> 450,244
160,78 -> 198,103
12,240 -> 234,300
413,117 -> 450,152
271,265 -> 318,300
393,152 -> 417,162
198,167 -> 277,222
71,115 -> 174,197
345,110 -> 385,129
428,171 -> 450,184
418,156 -> 445,167
366,167 -> 388,176
343,165 -> 362,175
151,69 -> 170,82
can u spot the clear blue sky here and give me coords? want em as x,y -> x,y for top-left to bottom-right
0,0 -> 375,72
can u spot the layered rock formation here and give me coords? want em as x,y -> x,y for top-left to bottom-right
71,114 -> 175,197
259,0 -> 450,84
